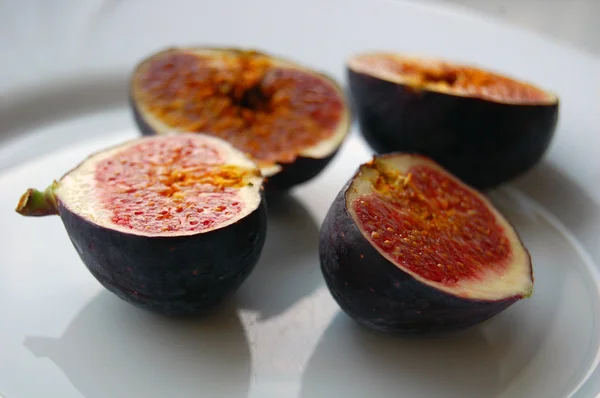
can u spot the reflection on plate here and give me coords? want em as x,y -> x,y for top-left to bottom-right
24,294 -> 251,398
236,193 -> 323,321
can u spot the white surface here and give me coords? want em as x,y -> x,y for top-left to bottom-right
425,0 -> 600,56
1,1 -> 600,397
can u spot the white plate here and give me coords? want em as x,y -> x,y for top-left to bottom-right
1,1 -> 600,397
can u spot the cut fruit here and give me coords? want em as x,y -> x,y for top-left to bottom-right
15,134 -> 267,315
347,52 -> 559,190
319,153 -> 533,334
130,47 -> 351,190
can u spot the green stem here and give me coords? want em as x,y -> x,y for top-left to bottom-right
15,181 -> 59,217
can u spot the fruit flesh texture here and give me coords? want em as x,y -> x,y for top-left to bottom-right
134,50 -> 345,166
319,155 -> 532,333
319,182 -> 522,334
93,135 -> 257,234
352,164 -> 511,286
350,54 -> 553,104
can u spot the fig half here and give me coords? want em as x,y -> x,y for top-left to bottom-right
347,52 -> 559,190
16,134 -> 267,315
130,47 -> 351,190
319,153 -> 533,334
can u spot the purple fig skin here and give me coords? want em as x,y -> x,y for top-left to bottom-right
258,149 -> 341,191
130,96 -> 158,138
319,178 -> 530,335
55,192 -> 267,316
347,67 -> 559,190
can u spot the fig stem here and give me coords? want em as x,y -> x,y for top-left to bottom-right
15,181 -> 59,217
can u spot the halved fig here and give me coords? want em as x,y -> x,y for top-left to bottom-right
130,47 -> 351,190
15,134 -> 267,315
347,52 -> 560,190
319,153 -> 533,334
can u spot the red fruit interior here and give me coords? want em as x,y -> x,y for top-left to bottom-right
135,50 -> 345,164
349,53 -> 555,104
95,136 -> 256,234
353,164 -> 512,285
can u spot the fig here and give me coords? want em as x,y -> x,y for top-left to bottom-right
130,47 -> 351,191
347,52 -> 559,190
319,153 -> 533,334
15,134 -> 267,315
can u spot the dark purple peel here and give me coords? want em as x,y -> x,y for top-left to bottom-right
347,54 -> 559,190
264,148 -> 341,191
130,96 -> 157,138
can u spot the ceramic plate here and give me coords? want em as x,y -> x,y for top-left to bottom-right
1,1 -> 599,397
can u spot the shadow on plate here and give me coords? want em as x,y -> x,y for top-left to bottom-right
236,193 -> 323,320
0,72 -> 128,141
300,313 -> 507,398
23,292 -> 251,398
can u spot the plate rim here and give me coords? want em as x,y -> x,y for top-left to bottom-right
1,76 -> 600,397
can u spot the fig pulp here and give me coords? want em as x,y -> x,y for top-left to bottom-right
319,153 -> 533,334
347,52 -> 559,190
16,134 -> 267,315
130,47 -> 351,190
